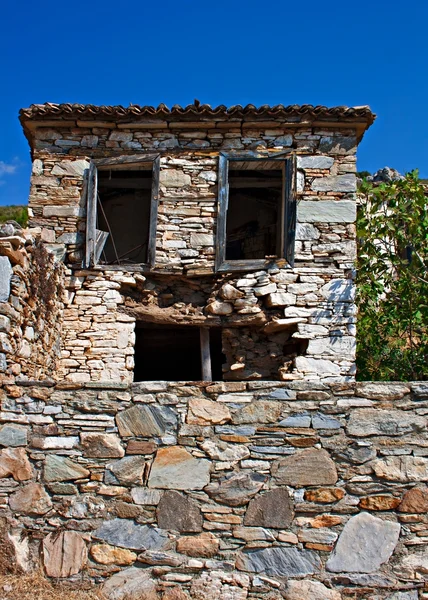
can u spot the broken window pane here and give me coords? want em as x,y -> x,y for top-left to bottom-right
97,169 -> 152,264
226,161 -> 283,261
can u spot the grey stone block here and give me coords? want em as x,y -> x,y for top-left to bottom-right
311,174 -> 356,192
326,512 -> 400,573
0,257 -> 12,302
297,200 -> 356,223
297,156 -> 334,170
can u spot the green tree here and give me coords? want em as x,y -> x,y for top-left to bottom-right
357,171 -> 428,380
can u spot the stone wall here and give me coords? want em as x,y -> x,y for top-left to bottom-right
0,224 -> 64,383
25,123 -> 358,383
0,379 -> 427,599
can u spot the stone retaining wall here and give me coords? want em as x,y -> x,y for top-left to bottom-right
0,379 -> 427,599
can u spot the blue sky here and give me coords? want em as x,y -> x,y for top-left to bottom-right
1,0 -> 427,206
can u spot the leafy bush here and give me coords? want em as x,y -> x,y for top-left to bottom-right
357,171 -> 428,380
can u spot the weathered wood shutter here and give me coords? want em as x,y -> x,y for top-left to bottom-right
283,157 -> 296,267
215,154 -> 229,271
147,155 -> 160,268
84,162 -> 98,268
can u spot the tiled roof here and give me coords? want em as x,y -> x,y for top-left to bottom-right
19,101 -> 375,124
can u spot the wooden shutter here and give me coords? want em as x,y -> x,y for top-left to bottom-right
147,155 -> 160,268
215,154 -> 229,271
84,162 -> 98,268
283,157 -> 296,267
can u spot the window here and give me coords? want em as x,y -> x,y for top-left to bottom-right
216,155 -> 296,271
133,324 -> 224,382
85,154 -> 160,268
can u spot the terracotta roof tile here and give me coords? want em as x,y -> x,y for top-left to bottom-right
19,101 -> 375,124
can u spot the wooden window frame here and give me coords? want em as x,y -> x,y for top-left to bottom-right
84,154 -> 160,270
215,153 -> 296,272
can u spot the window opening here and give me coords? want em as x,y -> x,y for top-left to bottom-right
216,155 -> 295,272
85,155 -> 159,269
97,169 -> 152,265
133,324 -> 224,382
226,161 -> 283,260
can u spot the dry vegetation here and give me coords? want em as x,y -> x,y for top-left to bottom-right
0,520 -> 104,600
0,571 -> 104,600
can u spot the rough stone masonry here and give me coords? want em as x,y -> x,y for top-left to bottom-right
14,101 -> 373,384
0,102 -> 426,598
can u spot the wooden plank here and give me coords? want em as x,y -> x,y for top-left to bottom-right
24,120 -> 77,130
218,258 -> 273,272
168,121 -> 217,129
94,230 -> 109,263
95,154 -> 158,168
284,157 -> 297,267
215,154 -> 228,271
278,161 -> 286,258
116,122 -> 168,129
229,159 -> 283,171
200,328 -> 212,382
76,121 -> 116,129
147,155 -> 160,268
84,162 -> 97,268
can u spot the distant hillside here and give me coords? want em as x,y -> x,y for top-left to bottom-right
0,205 -> 28,227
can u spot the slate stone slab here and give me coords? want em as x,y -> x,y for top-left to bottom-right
237,546 -> 321,576
116,405 -> 177,437
102,567 -> 157,600
0,257 -> 12,302
347,409 -> 426,437
326,512 -> 400,573
311,174 -> 356,192
296,156 -> 334,170
93,518 -> 170,551
297,200 -> 356,224
0,424 -> 27,447
148,446 -> 210,490
105,456 -> 146,485
286,580 -> 341,600
244,488 -> 294,528
373,456 -> 428,482
205,471 -> 267,506
43,531 -> 87,577
272,448 -> 337,486
44,455 -> 90,482
232,401 -> 282,425
156,490 -> 202,533
312,413 -> 341,430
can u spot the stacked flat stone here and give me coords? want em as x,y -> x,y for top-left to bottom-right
0,380 -> 426,599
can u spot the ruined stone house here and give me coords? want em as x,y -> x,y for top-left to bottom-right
0,103 -> 426,599
13,101 -> 375,385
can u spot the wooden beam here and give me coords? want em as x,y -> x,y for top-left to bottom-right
200,328 -> 212,382
95,154 -> 158,168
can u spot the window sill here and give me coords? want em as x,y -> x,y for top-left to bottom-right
216,258 -> 290,273
73,263 -> 151,273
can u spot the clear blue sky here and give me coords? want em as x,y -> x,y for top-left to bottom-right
1,0 -> 427,206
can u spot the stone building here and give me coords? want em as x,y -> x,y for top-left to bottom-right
15,101 -> 375,385
0,103 -> 426,600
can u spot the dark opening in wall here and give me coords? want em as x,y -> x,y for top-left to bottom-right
226,161 -> 283,260
134,324 -> 225,382
98,169 -> 152,264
